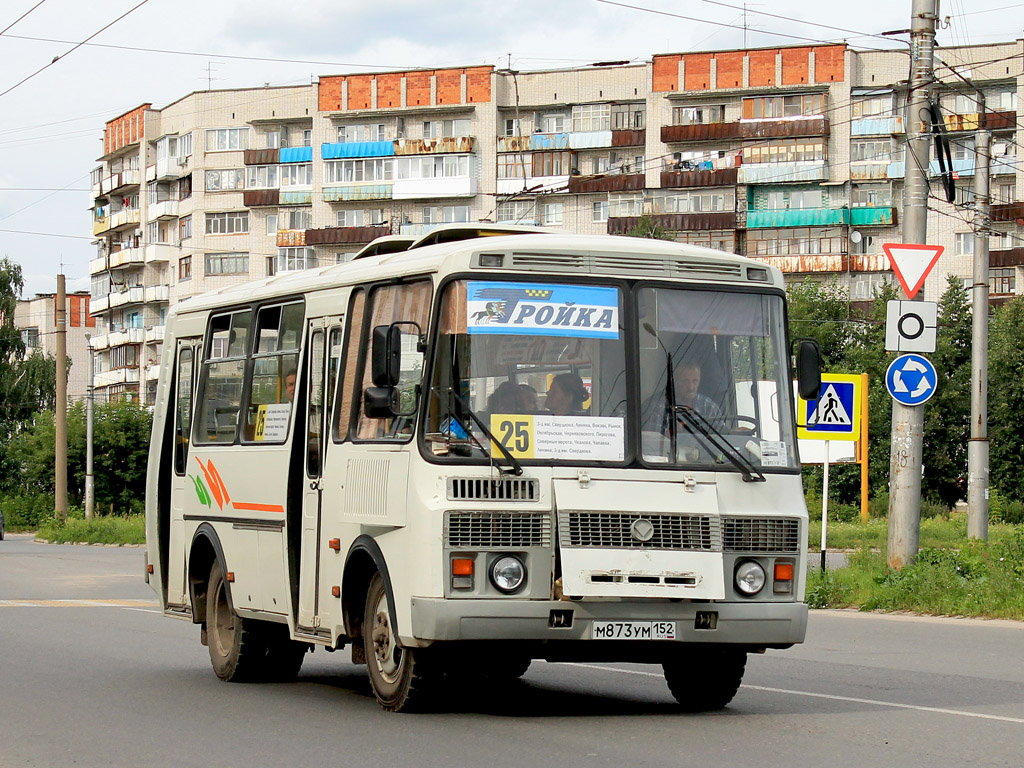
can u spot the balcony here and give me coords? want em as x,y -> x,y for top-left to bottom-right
243,189 -> 280,207
392,177 -> 476,199
145,363 -> 161,382
887,155 -> 1017,179
607,212 -> 737,235
851,116 -> 904,136
89,256 -> 107,274
496,176 -> 568,195
394,137 -> 473,155
108,286 -> 145,308
155,154 -> 190,181
323,184 -> 393,202
280,190 -> 313,205
107,327 -> 145,346
276,229 -> 307,247
850,207 -> 897,227
751,254 -> 889,274
145,325 -> 166,344
746,208 -> 849,228
108,209 -> 142,231
612,129 -> 645,147
496,133 -> 574,152
90,295 -> 110,314
661,122 -> 743,144
89,333 -> 109,351
738,160 -> 828,184
661,166 -> 738,189
321,141 -> 393,159
851,161 -> 894,180
992,203 -> 1024,223
145,284 -> 170,302
108,247 -> 144,269
661,118 -> 829,144
990,247 -> 1024,268
94,368 -> 128,387
280,146 -> 313,163
244,148 -> 280,165
93,215 -> 110,235
944,110 -> 1018,132
304,225 -> 389,246
567,173 -> 644,194
145,243 -> 175,263
105,169 -> 141,194
148,199 -> 179,220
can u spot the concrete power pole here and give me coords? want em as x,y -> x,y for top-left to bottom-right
85,335 -> 95,520
888,0 -> 939,569
968,128 -> 991,540
55,274 -> 68,521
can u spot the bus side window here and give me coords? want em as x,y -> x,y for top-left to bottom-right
244,301 -> 304,443
334,290 -> 365,442
174,345 -> 194,474
195,310 -> 251,444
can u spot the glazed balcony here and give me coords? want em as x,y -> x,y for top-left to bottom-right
567,173 -> 644,194
322,184 -> 393,202
606,212 -> 736,235
304,225 -> 389,246
991,203 -> 1024,223
243,189 -> 280,207
661,118 -> 828,144
751,254 -> 889,274
660,166 -> 738,189
394,136 -> 474,155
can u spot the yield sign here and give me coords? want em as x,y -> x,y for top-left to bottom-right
882,243 -> 944,299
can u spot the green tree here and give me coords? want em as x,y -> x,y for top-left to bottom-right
989,297 -> 1024,499
921,275 -> 972,507
624,215 -> 675,240
786,278 -> 859,369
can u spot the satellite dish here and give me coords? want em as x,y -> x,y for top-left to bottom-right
849,230 -> 863,244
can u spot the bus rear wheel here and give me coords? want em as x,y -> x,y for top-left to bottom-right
663,648 -> 746,712
206,560 -> 307,682
363,572 -> 436,712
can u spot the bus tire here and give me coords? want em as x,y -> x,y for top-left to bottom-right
663,648 -> 746,712
363,572 -> 436,712
206,560 -> 271,683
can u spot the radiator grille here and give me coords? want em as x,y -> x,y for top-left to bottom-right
445,511 -> 551,548
722,517 -> 800,553
447,477 -> 539,502
558,511 -> 719,551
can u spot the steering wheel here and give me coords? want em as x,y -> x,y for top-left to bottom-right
732,415 -> 758,432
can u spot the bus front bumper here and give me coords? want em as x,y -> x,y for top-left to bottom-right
410,598 -> 807,647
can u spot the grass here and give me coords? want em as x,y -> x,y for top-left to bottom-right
806,523 -> 1024,621
36,513 -> 145,546
808,513 -> 1022,551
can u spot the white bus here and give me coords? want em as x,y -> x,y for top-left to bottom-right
145,226 -> 820,712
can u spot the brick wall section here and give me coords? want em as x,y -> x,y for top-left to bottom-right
66,294 -> 95,328
465,66 -> 492,102
716,52 -> 744,89
814,46 -> 845,82
405,71 -> 432,106
104,104 -> 150,155
347,75 -> 373,110
684,53 -> 713,90
376,73 -> 402,108
319,77 -> 344,111
782,48 -> 811,85
652,54 -> 682,91
748,49 -> 778,87
436,70 -> 461,104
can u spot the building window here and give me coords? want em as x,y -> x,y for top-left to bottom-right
542,202 -> 564,225
612,103 -> 645,130
990,88 -> 1018,111
571,104 -> 611,133
422,205 -> 469,224
395,155 -> 471,180
266,214 -> 278,235
955,232 -> 974,255
742,93 -> 825,119
742,138 -> 826,164
496,199 -> 536,223
21,328 -> 39,348
531,151 -> 573,177
747,227 -> 846,256
179,215 -> 192,240
280,207 -> 311,230
337,209 -> 366,227
422,119 -> 471,138
206,211 -> 249,235
851,184 -> 894,208
851,140 -> 893,163
503,118 -> 521,137
205,127 -> 249,152
592,200 -> 609,222
991,268 -> 1015,295
497,153 -> 531,179
179,256 -> 192,281
337,124 -> 387,143
608,193 -> 643,218
265,130 -> 281,149
276,247 -> 317,273
205,169 -> 245,192
651,189 -> 734,214
205,252 -> 249,276
537,112 -> 568,133
111,344 -> 140,369
246,165 -> 279,189
281,163 -> 313,188
995,183 -> 1016,204
676,229 -> 735,252
852,95 -> 894,118
324,158 -> 393,184
672,105 -> 724,125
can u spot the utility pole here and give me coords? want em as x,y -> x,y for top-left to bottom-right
888,0 -> 939,569
85,334 -> 95,520
968,126 -> 991,540
55,274 -> 68,521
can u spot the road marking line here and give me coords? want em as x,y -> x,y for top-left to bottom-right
0,599 -> 158,608
569,663 -> 1024,724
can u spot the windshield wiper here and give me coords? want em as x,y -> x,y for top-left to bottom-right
674,406 -> 765,483
444,392 -> 523,476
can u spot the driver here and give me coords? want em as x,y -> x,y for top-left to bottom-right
675,361 -> 723,422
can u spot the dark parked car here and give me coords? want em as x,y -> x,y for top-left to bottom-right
0,509 -> 5,540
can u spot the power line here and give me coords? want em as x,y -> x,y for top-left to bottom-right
0,0 -> 47,36
0,227 -> 93,240
694,0 -> 898,44
0,0 -> 152,100
0,187 -> 90,192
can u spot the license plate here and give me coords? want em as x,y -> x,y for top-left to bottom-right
592,621 -> 676,640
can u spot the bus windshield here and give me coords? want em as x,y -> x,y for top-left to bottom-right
425,279 -> 628,464
424,278 -> 798,472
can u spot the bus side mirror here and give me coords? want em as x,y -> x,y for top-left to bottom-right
371,324 -> 401,387
795,339 -> 822,401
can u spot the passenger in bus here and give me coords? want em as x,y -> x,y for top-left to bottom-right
487,381 -> 524,414
284,369 -> 296,402
517,383 -> 538,413
545,373 -> 589,416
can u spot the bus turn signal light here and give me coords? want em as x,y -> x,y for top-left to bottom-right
451,558 -> 474,590
329,538 -> 340,551
774,563 -> 794,581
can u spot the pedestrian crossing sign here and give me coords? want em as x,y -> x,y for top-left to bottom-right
797,373 -> 862,442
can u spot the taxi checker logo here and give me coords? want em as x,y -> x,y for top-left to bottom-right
466,281 -> 619,339
630,518 -> 655,543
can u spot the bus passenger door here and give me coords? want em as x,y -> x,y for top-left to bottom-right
297,322 -> 341,635
168,339 -> 199,609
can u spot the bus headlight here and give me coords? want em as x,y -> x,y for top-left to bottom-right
735,560 -> 766,596
490,555 -> 526,593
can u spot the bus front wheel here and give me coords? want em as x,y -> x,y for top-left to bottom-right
663,648 -> 746,711
363,572 -> 436,712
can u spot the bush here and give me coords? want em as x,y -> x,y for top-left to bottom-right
990,489 -> 1024,525
36,513 -> 144,545
0,492 -> 56,531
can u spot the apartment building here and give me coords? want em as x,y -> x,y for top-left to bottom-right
88,42 -> 1024,402
14,291 -> 94,401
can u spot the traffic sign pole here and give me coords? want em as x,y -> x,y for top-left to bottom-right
820,440 -> 830,573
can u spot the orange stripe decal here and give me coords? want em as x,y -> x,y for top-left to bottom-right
207,460 -> 231,505
232,502 -> 285,513
194,458 -> 223,510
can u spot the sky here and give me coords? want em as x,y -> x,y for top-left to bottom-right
0,0 -> 1019,297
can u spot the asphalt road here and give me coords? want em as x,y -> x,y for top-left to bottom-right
2,534 -> 1022,768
